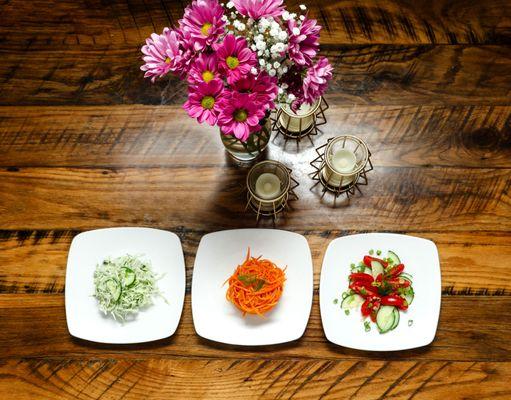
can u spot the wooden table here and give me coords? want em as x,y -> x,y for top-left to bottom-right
1,0 -> 510,398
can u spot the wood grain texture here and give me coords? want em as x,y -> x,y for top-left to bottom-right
1,45 -> 510,106
1,230 -> 510,295
0,165 -> 509,231
1,294 -> 510,361
1,358 -> 510,400
1,0 -> 509,46
1,105 -> 510,168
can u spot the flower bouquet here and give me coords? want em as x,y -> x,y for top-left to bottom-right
141,0 -> 333,160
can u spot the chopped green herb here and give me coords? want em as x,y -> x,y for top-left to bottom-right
369,249 -> 374,255
364,321 -> 371,332
376,249 -> 382,256
408,319 -> 413,327
350,263 -> 356,268
333,298 -> 338,304
344,309 -> 350,315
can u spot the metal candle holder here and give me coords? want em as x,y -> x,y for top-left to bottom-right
271,97 -> 329,144
310,135 -> 373,206
246,160 -> 299,221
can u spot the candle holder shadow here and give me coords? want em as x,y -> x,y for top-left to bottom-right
309,135 -> 373,207
246,160 -> 299,221
270,97 -> 329,146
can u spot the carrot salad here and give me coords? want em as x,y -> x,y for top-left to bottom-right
225,248 -> 286,316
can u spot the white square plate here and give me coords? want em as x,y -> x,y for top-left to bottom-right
320,233 -> 441,351
65,227 -> 186,344
192,229 -> 313,346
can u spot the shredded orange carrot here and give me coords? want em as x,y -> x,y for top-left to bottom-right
225,248 -> 286,316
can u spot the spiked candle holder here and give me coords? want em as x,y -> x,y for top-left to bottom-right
271,97 -> 329,144
310,135 -> 373,206
246,160 -> 299,221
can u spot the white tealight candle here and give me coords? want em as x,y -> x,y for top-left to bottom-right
279,102 -> 315,133
332,149 -> 357,173
322,148 -> 357,187
255,173 -> 281,200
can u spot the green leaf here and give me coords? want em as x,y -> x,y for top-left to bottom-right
238,274 -> 256,285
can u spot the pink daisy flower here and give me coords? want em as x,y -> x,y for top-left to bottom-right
187,53 -> 221,84
214,34 -> 257,84
217,91 -> 267,141
183,80 -> 225,125
231,71 -> 278,110
179,0 -> 225,52
140,28 -> 185,82
232,0 -> 284,19
302,57 -> 333,104
287,16 -> 321,66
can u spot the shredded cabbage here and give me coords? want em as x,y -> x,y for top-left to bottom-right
93,254 -> 162,321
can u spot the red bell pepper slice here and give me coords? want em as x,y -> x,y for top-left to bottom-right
348,273 -> 374,284
381,294 -> 408,310
387,277 -> 411,289
349,282 -> 379,298
386,264 -> 404,278
363,255 -> 388,268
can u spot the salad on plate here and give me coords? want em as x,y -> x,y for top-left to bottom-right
337,249 -> 414,334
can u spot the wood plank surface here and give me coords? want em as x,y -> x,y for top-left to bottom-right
0,165 -> 509,231
1,294 -> 510,361
1,105 -> 510,168
1,358 -> 510,400
1,230 -> 510,295
1,45 -> 510,106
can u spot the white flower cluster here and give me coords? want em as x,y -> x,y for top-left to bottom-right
221,2 -> 309,104
222,5 -> 291,79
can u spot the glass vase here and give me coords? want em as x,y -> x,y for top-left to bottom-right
220,118 -> 271,162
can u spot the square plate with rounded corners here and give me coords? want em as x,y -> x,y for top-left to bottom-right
320,233 -> 441,351
65,227 -> 186,344
192,229 -> 313,346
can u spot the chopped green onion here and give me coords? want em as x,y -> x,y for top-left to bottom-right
376,250 -> 382,256
333,298 -> 338,304
364,321 -> 371,332
344,309 -> 350,316
408,319 -> 413,327
369,249 -> 374,255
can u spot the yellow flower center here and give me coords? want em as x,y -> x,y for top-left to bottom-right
201,22 -> 213,36
165,57 -> 171,64
201,95 -> 215,110
234,108 -> 248,122
202,70 -> 215,83
226,56 -> 239,69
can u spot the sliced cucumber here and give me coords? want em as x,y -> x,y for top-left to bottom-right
106,279 -> 121,302
121,267 -> 136,287
341,294 -> 364,309
387,250 -> 401,265
400,272 -> 413,282
390,307 -> 400,330
403,287 -> 414,305
370,260 -> 384,278
376,306 -> 396,333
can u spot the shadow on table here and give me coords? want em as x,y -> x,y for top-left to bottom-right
70,335 -> 177,351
